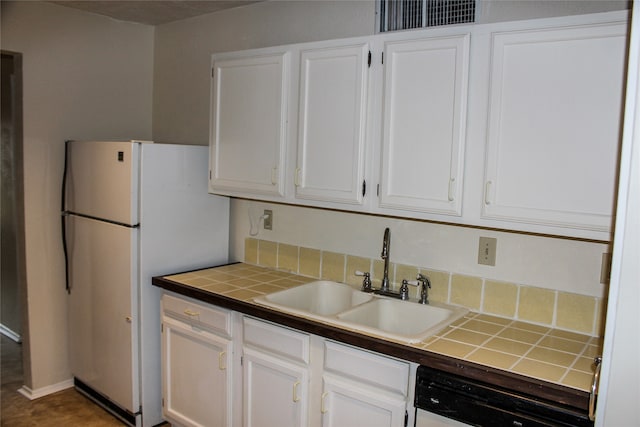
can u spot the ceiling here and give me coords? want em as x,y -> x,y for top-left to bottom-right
49,1 -> 263,26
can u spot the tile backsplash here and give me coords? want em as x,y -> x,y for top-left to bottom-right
245,237 -> 604,337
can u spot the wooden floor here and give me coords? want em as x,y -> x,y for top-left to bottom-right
1,334 -> 126,426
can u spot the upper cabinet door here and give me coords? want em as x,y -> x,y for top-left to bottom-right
379,33 -> 470,216
295,43 -> 370,205
482,23 -> 627,234
210,51 -> 289,197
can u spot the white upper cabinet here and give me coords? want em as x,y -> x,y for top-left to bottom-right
209,50 -> 290,197
294,42 -> 370,205
481,21 -> 627,235
378,32 -> 470,216
208,12 -> 628,240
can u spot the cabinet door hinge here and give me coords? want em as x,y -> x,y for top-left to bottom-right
368,50 -> 372,68
362,180 -> 366,197
211,68 -> 214,78
382,52 -> 384,65
160,323 -> 163,333
240,355 -> 243,366
376,183 -> 380,197
161,398 -> 164,408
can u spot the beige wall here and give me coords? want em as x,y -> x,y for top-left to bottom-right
477,0 -> 628,23
1,1 -> 154,391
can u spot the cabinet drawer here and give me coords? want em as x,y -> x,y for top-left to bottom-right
324,341 -> 409,395
243,317 -> 310,364
162,294 -> 232,337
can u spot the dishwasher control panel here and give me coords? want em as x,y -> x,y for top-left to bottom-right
414,365 -> 593,427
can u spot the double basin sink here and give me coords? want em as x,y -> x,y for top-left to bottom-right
253,280 -> 468,343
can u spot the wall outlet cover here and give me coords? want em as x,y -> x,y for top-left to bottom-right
478,237 -> 497,266
263,210 -> 273,230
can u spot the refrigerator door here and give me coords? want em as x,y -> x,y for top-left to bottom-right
67,214 -> 138,414
65,140 -> 139,225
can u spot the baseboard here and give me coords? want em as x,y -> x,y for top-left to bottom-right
0,324 -> 22,343
18,378 -> 74,400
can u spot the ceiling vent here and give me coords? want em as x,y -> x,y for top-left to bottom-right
379,0 -> 476,32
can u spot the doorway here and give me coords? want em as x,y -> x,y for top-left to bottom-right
1,51 -> 27,346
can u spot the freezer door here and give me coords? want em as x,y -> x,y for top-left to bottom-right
67,214 -> 138,414
65,140 -> 139,225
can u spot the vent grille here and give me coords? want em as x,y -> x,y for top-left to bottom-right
380,0 -> 476,32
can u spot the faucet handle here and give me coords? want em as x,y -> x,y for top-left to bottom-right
400,279 -> 411,300
416,274 -> 431,304
416,274 -> 431,288
354,271 -> 372,292
402,279 -> 421,301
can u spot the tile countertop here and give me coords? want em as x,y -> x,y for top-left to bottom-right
153,262 -> 601,411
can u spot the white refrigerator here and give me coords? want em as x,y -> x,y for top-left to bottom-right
62,140 -> 229,426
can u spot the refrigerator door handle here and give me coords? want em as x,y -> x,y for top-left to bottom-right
62,140 -> 71,293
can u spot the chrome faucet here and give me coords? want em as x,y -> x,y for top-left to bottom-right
381,227 -> 391,291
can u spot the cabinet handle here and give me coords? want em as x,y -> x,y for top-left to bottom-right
271,167 -> 278,185
183,309 -> 199,317
448,177 -> 455,202
484,181 -> 492,205
589,356 -> 602,421
294,167 -> 301,187
218,351 -> 226,370
321,392 -> 328,413
292,381 -> 301,402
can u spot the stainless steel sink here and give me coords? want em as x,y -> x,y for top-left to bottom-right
253,280 -> 468,343
253,280 -> 373,319
335,298 -> 468,343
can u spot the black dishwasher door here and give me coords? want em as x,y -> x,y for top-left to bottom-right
415,365 -> 593,427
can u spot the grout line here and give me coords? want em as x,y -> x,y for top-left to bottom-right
508,327 -> 551,371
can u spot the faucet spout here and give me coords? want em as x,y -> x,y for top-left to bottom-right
381,227 -> 390,291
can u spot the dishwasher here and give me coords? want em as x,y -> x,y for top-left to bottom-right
414,365 -> 594,427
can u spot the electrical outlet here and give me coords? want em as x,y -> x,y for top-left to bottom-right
478,237 -> 497,266
263,210 -> 273,230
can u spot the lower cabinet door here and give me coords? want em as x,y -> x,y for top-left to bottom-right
162,316 -> 232,427
321,373 -> 407,427
243,347 -> 309,427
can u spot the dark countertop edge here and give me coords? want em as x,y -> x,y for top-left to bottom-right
152,274 -> 591,413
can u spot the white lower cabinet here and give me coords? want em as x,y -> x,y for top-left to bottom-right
242,317 -> 410,427
321,374 -> 407,427
161,294 -> 234,427
242,317 -> 310,427
321,341 -> 409,427
162,297 -> 410,427
243,348 -> 309,427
